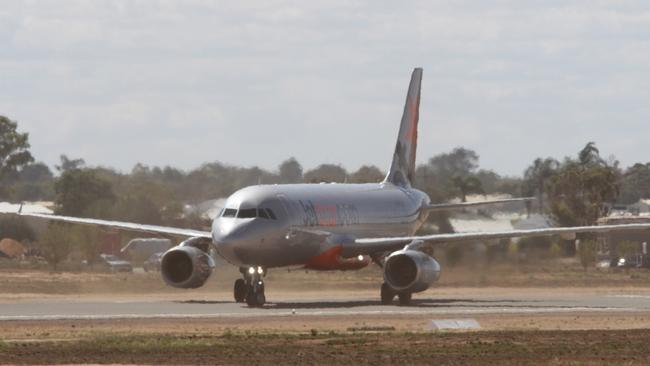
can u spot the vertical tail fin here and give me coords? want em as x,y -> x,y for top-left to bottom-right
384,68 -> 422,187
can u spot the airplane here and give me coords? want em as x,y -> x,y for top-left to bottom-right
11,68 -> 650,307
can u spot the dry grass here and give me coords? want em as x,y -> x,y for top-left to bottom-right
2,329 -> 650,365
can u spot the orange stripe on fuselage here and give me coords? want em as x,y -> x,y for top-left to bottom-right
315,204 -> 337,227
304,245 -> 370,271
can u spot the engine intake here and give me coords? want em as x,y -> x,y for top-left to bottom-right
161,245 -> 215,289
383,249 -> 440,293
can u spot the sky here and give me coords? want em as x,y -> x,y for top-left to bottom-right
1,1 -> 650,177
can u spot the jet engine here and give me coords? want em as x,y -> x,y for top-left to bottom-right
383,249 -> 440,293
161,243 -> 215,289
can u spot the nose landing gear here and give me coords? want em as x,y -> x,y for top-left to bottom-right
234,266 -> 266,307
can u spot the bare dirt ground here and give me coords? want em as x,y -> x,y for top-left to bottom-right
2,328 -> 650,365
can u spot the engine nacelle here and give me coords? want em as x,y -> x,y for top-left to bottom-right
383,249 -> 440,293
161,245 -> 215,289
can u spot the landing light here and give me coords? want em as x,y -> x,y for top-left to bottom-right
257,266 -> 264,274
248,267 -> 255,275
357,255 -> 364,261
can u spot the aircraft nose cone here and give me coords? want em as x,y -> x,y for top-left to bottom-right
212,220 -> 255,264
214,224 -> 246,244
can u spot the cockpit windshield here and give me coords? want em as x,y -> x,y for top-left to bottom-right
222,208 -> 237,217
221,207 -> 277,220
237,208 -> 257,218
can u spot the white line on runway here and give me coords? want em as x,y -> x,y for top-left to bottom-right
608,295 -> 650,299
1,306 -> 648,321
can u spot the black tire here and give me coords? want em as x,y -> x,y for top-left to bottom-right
398,292 -> 412,306
380,283 -> 394,305
245,285 -> 266,307
246,292 -> 257,306
234,279 -> 247,303
255,292 -> 266,307
246,288 -> 261,307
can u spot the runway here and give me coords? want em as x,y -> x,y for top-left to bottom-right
2,291 -> 650,321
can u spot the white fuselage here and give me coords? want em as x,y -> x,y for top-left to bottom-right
211,183 -> 431,267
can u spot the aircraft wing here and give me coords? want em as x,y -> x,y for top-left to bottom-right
342,223 -> 650,256
10,212 -> 212,239
423,197 -> 535,212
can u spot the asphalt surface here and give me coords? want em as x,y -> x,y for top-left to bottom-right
1,292 -> 650,320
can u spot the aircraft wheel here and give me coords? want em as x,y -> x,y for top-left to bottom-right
380,283 -> 394,305
246,291 -> 257,306
245,281 -> 266,307
398,292 -> 412,306
255,292 -> 266,307
246,288 -> 266,307
234,279 -> 247,303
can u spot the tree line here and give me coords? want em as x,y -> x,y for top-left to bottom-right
2,114 -> 650,233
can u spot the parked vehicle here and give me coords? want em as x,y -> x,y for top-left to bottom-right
596,257 -> 618,269
99,254 -> 133,273
143,252 -> 164,272
617,254 -> 650,269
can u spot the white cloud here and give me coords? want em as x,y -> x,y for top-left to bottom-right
1,1 -> 650,176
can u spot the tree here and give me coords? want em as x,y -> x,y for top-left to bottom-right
349,165 -> 384,183
303,164 -> 347,183
474,170 -> 500,194
54,169 -> 115,217
618,163 -> 650,204
577,240 -> 597,271
547,143 -> 619,227
55,154 -> 85,173
278,158 -> 303,183
40,223 -> 73,271
578,141 -> 603,166
0,216 -> 35,242
451,174 -> 484,202
11,162 -> 55,201
19,162 -> 53,182
414,147 -> 481,202
523,157 -> 560,213
493,176 -> 524,197
112,179 -> 172,225
427,147 -> 479,177
0,116 -> 33,180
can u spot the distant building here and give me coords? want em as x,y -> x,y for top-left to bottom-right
0,201 -> 54,237
598,204 -> 650,256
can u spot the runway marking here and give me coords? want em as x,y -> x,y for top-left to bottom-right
0,306 -> 648,321
608,295 -> 650,299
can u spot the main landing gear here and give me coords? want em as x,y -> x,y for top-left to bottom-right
234,266 -> 266,307
380,282 -> 412,306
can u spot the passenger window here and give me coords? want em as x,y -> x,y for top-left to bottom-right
238,208 -> 257,218
222,208 -> 237,218
258,208 -> 269,219
266,208 -> 277,220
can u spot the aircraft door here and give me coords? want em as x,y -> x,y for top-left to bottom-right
276,194 -> 296,225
